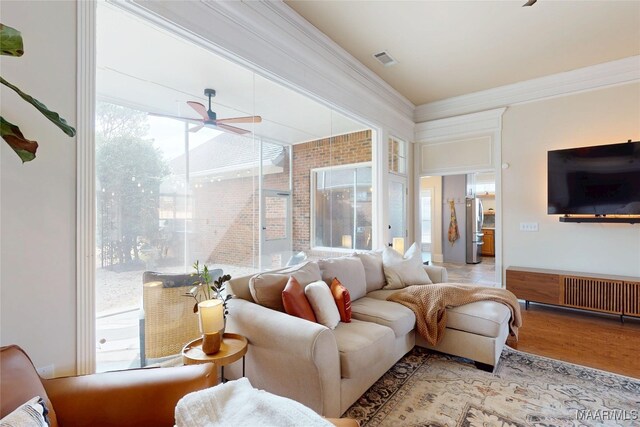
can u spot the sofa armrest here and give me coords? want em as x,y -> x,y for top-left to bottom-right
225,298 -> 342,417
43,364 -> 215,427
424,265 -> 448,283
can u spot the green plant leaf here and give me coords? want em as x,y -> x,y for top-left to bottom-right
0,76 -> 76,137
1,116 -> 37,162
0,24 -> 24,57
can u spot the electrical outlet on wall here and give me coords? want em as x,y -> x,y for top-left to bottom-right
519,222 -> 539,232
36,364 -> 55,379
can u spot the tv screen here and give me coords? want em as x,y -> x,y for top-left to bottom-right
547,141 -> 640,215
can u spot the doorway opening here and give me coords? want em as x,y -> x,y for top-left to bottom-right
418,172 -> 497,286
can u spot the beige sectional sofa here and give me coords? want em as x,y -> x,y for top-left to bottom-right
225,253 -> 511,417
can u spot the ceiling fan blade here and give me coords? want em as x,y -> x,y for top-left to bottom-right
189,124 -> 205,133
522,0 -> 537,6
214,123 -> 251,135
148,112 -> 201,123
187,101 -> 210,120
215,116 -> 263,124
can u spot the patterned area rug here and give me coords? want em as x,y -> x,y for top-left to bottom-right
345,347 -> 640,427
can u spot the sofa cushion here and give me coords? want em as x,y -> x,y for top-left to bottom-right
446,300 -> 511,338
350,297 -> 415,337
331,278 -> 352,323
282,277 -> 317,323
332,320 -> 395,379
355,251 -> 386,292
249,262 -> 322,311
382,244 -> 432,290
365,289 -> 402,301
305,281 -> 341,329
318,257 -> 367,301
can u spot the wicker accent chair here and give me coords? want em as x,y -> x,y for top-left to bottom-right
140,269 -> 223,367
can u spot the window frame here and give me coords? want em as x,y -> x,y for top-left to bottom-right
310,161 -> 372,252
388,136 -> 407,176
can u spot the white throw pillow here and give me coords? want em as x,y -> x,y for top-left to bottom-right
249,262 -> 322,311
355,251 -> 386,292
382,243 -> 432,290
304,280 -> 341,329
0,396 -> 49,427
317,256 -> 367,301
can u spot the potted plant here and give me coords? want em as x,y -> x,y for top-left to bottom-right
184,260 -> 232,320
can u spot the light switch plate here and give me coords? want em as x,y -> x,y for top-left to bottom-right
519,222 -> 539,232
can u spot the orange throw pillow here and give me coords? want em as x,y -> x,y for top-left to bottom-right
282,276 -> 317,322
331,278 -> 352,323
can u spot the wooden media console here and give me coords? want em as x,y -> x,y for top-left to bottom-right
506,266 -> 640,321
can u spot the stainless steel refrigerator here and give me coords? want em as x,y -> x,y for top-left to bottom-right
466,197 -> 484,264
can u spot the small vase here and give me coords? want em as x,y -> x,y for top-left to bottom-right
202,331 -> 221,354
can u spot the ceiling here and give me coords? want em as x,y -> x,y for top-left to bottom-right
285,0 -> 640,106
97,3 -> 367,146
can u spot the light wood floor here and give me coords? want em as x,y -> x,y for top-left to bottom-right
506,302 -> 640,379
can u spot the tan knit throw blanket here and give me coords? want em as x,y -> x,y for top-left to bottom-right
388,283 -> 522,346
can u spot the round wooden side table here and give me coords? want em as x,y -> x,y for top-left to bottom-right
182,333 -> 248,382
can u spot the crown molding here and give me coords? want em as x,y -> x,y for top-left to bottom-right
116,0 -> 415,139
260,1 -> 415,116
415,56 -> 640,123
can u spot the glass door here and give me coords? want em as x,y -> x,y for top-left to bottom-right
261,190 -> 292,270
388,175 -> 407,252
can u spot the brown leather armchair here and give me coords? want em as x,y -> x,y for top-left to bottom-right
1,345 -> 359,427
0,345 -> 216,427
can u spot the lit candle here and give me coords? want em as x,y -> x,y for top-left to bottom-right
198,299 -> 224,334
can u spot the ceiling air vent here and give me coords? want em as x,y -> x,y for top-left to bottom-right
373,51 -> 398,67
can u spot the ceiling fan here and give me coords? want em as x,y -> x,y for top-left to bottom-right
151,88 -> 262,135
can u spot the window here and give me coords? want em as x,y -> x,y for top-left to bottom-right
420,189 -> 432,244
312,164 -> 372,251
388,136 -> 407,175
388,177 -> 406,245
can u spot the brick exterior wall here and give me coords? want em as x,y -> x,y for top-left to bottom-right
292,130 -> 372,257
187,130 -> 371,269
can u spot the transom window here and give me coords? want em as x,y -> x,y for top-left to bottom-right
388,136 -> 407,175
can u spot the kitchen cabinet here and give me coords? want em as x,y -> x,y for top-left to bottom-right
481,228 -> 494,256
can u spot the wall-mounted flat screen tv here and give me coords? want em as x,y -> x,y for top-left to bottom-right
548,141 -> 640,215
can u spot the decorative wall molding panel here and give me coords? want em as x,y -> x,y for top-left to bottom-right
420,135 -> 493,175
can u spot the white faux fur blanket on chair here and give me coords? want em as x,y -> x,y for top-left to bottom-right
175,377 -> 332,427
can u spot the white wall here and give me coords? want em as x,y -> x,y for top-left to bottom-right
502,83 -> 640,278
0,1 -> 77,376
